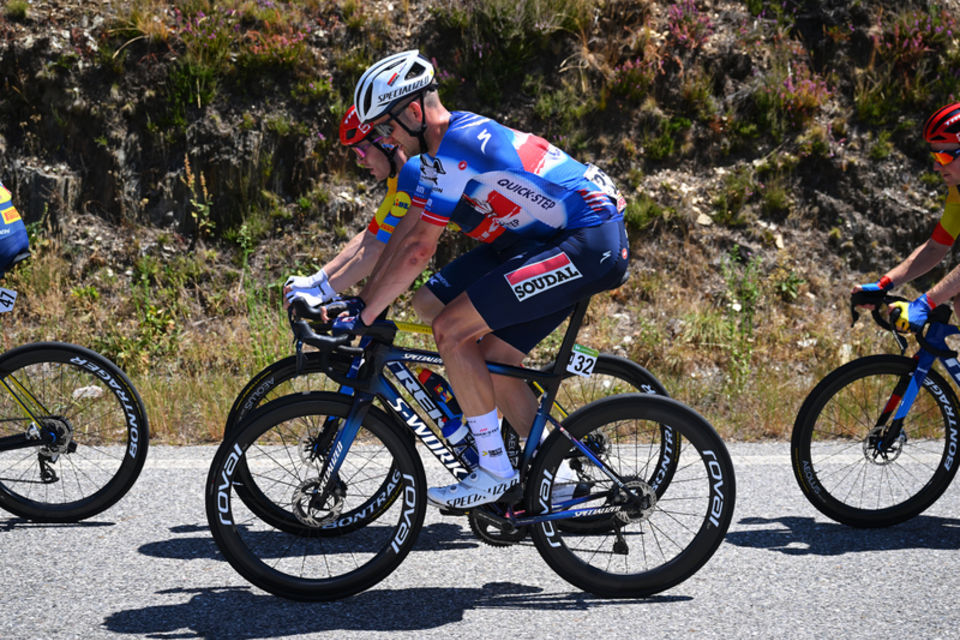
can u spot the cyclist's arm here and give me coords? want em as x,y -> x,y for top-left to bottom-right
356,200 -> 424,290
322,229 -> 386,293
926,261 -> 960,306
358,210 -> 442,324
873,238 -> 950,290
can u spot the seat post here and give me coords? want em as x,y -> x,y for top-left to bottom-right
538,296 -> 592,402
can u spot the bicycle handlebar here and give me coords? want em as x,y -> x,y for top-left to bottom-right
850,290 -> 957,359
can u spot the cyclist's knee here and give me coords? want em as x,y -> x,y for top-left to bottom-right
433,304 -> 488,353
412,286 -> 443,323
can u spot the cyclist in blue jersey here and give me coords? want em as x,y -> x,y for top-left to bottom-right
853,103 -> 960,330
0,181 -> 30,277
285,106 -> 421,306
334,50 -> 630,508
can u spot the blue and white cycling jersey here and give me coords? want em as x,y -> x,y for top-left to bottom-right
412,112 -> 625,245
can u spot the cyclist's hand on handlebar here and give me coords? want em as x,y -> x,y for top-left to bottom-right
284,286 -> 338,310
283,270 -> 337,310
889,293 -> 934,333
327,296 -> 367,333
851,276 -> 892,309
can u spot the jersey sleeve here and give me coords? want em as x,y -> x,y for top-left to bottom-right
367,175 -> 400,240
932,185 -> 960,246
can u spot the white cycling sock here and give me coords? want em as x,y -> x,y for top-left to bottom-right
467,408 -> 514,478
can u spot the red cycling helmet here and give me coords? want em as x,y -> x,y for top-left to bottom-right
339,105 -> 373,146
338,105 -> 399,177
924,103 -> 960,143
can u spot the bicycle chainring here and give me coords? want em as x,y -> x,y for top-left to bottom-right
467,508 -> 528,547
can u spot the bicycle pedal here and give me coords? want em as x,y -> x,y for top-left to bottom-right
437,506 -> 470,517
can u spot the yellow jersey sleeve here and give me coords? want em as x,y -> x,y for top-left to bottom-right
0,183 -> 22,225
932,185 -> 960,246
366,175 -> 413,243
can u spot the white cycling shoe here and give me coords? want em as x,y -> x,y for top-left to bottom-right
427,467 -> 519,509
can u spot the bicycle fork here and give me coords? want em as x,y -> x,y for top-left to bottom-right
871,352 -> 936,460
298,392 -> 374,523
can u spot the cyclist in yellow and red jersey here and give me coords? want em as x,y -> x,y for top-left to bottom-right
283,106 -> 421,306
854,103 -> 960,330
0,181 -> 30,277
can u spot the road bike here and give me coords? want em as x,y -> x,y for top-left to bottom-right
224,320 -> 668,434
792,290 -> 960,527
224,313 -> 670,543
206,295 -> 735,600
0,273 -> 149,522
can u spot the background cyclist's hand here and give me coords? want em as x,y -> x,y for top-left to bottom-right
282,270 -> 336,310
851,276 -> 892,309
889,293 -> 934,333
284,271 -> 324,290
284,286 -> 337,309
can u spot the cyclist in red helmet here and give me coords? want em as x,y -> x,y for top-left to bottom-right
284,106 -> 422,306
854,102 -> 960,330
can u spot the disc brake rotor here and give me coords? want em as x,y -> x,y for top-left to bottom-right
612,479 -> 657,524
864,426 -> 905,465
291,477 -> 346,527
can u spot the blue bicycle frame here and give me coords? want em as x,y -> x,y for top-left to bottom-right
292,297 -> 646,527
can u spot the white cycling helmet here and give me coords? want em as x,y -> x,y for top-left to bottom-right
353,50 -> 436,123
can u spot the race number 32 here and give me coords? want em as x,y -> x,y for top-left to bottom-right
566,344 -> 598,378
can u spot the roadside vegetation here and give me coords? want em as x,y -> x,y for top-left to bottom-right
2,0 -> 958,441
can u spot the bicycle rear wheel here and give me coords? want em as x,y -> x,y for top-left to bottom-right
206,392 -> 426,601
543,354 -> 669,416
791,355 -> 959,527
527,394 -> 734,597
0,342 -> 148,522
538,356 -> 676,532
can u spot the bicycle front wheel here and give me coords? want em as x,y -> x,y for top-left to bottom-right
527,394 -> 734,598
225,352 -> 353,435
0,342 -> 149,522
792,355 -> 960,527
206,392 -> 426,601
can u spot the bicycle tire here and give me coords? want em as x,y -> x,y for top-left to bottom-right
527,394 -> 734,597
541,354 -> 669,415
225,353 -> 403,534
534,355 -> 676,534
228,352 -> 670,537
225,352 -> 353,431
791,354 -> 960,527
0,342 -> 149,522
206,392 -> 426,601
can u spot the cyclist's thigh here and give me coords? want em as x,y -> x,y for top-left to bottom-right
467,220 -> 628,349
423,244 -> 503,305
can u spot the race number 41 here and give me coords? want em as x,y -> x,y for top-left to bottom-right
0,288 -> 17,313
566,344 -> 598,377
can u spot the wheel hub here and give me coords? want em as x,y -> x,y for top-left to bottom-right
611,479 -> 657,524
864,426 -> 905,465
291,477 -> 346,527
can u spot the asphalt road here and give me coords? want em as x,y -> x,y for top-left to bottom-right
1,443 -> 958,640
